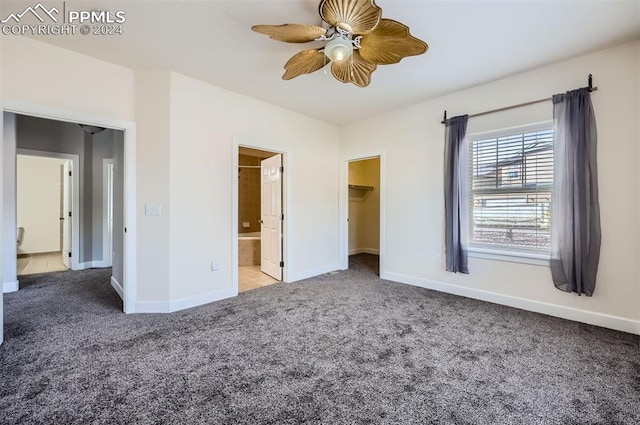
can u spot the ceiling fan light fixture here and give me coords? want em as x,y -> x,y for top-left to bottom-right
324,36 -> 353,62
252,0 -> 428,86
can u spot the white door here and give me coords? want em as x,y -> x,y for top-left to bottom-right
61,160 -> 72,269
260,154 -> 282,280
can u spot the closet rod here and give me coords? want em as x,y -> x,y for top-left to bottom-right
441,74 -> 598,124
238,165 -> 261,169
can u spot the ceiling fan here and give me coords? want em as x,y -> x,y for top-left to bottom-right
252,0 -> 428,87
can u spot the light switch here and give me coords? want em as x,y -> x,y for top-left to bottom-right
145,204 -> 162,216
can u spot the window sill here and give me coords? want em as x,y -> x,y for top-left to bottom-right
468,247 -> 550,267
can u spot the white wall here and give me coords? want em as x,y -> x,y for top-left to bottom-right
134,71 -> 171,304
341,41 -> 640,332
169,73 -> 340,303
16,155 -> 66,254
349,158 -> 380,255
1,37 -> 134,121
2,113 -> 17,293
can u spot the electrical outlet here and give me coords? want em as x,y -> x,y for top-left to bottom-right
434,255 -> 441,265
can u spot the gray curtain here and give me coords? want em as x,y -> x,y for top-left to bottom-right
550,88 -> 601,296
444,115 -> 469,274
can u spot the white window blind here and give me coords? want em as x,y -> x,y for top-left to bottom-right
469,128 -> 553,252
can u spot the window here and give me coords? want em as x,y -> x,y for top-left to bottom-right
468,126 -> 553,254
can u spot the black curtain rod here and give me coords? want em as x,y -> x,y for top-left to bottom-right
441,74 -> 598,124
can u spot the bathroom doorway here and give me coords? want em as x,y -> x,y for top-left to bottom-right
347,157 -> 381,275
237,146 -> 283,292
16,152 -> 77,276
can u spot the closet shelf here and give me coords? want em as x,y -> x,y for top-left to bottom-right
348,184 -> 374,191
348,184 -> 374,201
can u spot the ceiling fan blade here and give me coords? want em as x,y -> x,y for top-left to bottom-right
251,24 -> 327,43
359,19 -> 428,65
331,51 -> 377,87
283,49 -> 327,80
319,0 -> 382,34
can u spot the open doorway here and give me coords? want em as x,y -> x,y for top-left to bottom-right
3,113 -> 127,309
16,152 -> 78,275
348,157 -> 381,275
237,146 -> 284,292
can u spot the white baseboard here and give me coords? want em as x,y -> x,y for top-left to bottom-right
287,263 -> 341,283
135,286 -> 237,313
349,248 -> 380,255
382,271 -> 640,336
110,276 -> 123,300
76,260 -> 110,270
169,287 -> 237,312
134,300 -> 171,313
3,280 -> 19,293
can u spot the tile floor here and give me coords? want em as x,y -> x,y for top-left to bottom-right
17,252 -> 68,275
239,266 -> 278,292
17,254 -> 277,292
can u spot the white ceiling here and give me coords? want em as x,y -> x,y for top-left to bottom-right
9,0 -> 640,124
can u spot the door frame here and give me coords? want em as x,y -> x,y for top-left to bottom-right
232,138 -> 288,294
1,101 -> 137,314
103,159 -> 114,267
339,151 -> 386,276
16,149 -> 81,271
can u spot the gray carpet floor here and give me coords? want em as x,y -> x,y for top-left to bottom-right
1,254 -> 639,424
